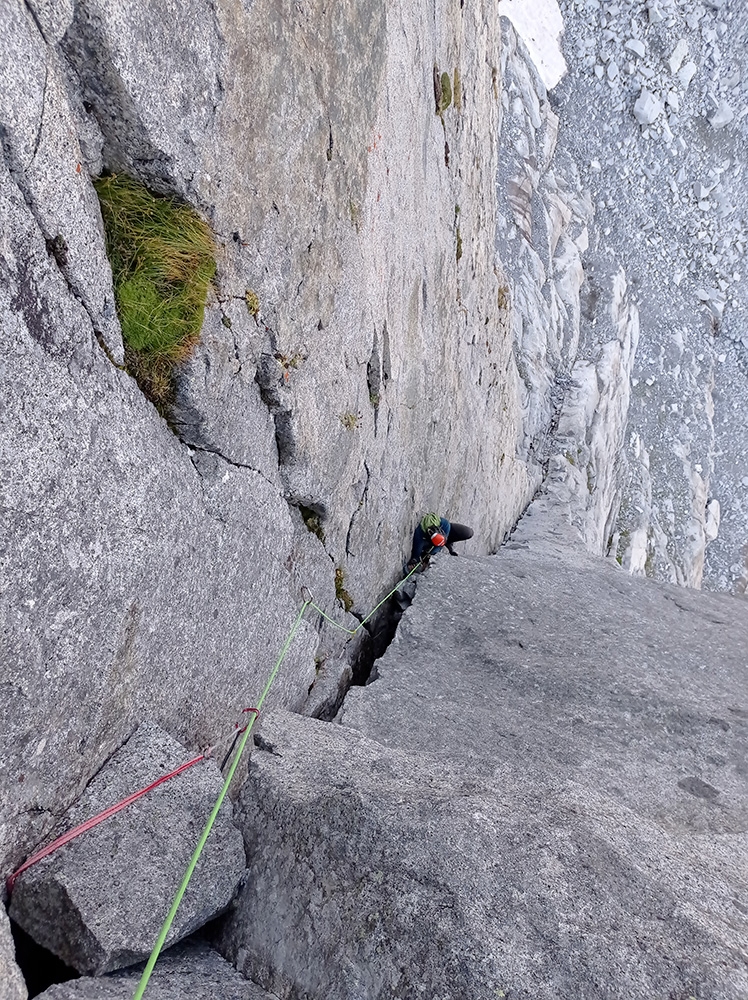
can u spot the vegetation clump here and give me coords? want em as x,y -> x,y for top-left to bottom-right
334,567 -> 354,613
94,174 -> 216,406
299,504 -> 325,542
434,65 -> 454,114
275,350 -> 305,371
245,289 -> 260,317
349,200 -> 361,232
439,72 -> 453,111
340,411 -> 362,431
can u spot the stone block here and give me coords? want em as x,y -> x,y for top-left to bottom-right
0,906 -> 27,1000
336,553 -> 748,998
37,943 -> 273,1000
10,725 -> 246,975
634,89 -> 663,124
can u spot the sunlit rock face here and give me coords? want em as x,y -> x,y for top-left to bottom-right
497,20 -> 639,558
1,0 -> 531,887
548,0 -> 748,590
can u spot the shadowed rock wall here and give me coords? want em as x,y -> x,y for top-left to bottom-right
0,906 -> 26,1000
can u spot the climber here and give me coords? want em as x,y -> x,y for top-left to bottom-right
405,512 -> 474,573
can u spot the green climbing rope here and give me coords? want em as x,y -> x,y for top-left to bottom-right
308,559 -> 423,635
133,557 -> 423,999
132,600 -> 310,1000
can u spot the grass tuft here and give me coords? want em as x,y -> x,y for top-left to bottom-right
439,72 -> 452,112
334,567 -> 354,613
245,289 -> 260,317
340,411 -> 362,430
299,504 -> 325,542
94,174 -> 216,406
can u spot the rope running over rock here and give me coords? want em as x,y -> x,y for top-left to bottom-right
5,755 -> 208,895
134,560 -> 425,997
6,558 -> 425,998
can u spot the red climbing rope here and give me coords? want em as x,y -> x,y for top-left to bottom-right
6,704 -> 265,896
220,708 -> 261,769
6,753 -> 207,895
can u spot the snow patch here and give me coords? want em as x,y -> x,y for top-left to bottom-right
501,0 -> 567,90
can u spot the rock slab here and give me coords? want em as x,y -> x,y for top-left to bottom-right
0,906 -> 27,1000
220,710 -> 518,1000
37,943 -> 275,1000
10,724 -> 246,975
218,549 -> 748,1000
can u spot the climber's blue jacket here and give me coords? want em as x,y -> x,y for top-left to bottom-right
410,516 -> 451,561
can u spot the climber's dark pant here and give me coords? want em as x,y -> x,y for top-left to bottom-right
445,522 -> 473,553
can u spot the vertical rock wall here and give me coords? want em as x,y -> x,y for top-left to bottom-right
496,9 -> 747,589
0,0 -> 534,885
0,906 -> 26,1000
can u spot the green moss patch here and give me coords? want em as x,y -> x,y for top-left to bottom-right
95,174 -> 216,406
340,411 -> 361,430
334,567 -> 354,613
439,72 -> 452,111
433,65 -> 454,115
299,504 -> 325,542
245,289 -> 260,317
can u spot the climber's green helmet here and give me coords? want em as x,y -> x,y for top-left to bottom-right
420,513 -> 441,533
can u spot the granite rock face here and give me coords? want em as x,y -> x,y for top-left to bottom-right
3,0 -> 748,992
56,0 -> 534,592
0,0 -> 122,360
9,724 -> 246,975
0,0 -> 534,881
499,5 -> 748,592
217,549 -> 748,999
0,130 -> 324,881
0,906 -> 26,1000
219,709 -> 522,999
37,943 -> 275,1000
